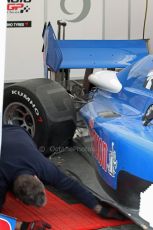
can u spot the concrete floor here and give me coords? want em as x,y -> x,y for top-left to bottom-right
102,225 -> 142,230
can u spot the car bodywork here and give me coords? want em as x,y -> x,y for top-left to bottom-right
80,55 -> 153,225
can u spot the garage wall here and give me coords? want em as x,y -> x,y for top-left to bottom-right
104,0 -> 153,52
104,0 -> 129,39
5,0 -> 45,82
47,0 -> 103,39
47,0 -> 153,45
5,0 -> 153,81
144,0 -> 153,53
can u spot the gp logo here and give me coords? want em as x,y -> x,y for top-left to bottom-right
0,215 -> 16,230
7,0 -> 31,13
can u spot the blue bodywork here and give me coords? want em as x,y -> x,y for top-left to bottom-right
44,23 -> 148,73
81,55 -> 153,190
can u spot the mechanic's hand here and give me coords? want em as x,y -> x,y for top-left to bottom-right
99,206 -> 126,220
21,220 -> 51,230
94,204 -> 126,220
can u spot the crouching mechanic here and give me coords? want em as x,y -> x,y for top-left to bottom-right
1,125 -> 125,230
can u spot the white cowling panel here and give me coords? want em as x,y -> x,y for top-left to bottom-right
88,70 -> 122,93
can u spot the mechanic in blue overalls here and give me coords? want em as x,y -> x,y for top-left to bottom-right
0,125 -> 125,230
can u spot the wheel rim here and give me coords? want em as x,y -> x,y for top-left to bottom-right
4,102 -> 35,137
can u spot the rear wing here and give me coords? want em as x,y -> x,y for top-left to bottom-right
43,23 -> 149,73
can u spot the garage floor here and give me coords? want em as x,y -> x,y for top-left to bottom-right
49,184 -> 142,230
50,144 -> 144,230
48,186 -> 141,230
102,225 -> 141,230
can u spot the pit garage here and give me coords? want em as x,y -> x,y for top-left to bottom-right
0,1 -> 153,230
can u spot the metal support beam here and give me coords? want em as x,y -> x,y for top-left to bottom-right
102,0 -> 106,39
128,0 -> 131,39
44,0 -> 48,24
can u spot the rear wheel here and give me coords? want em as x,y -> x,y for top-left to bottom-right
4,102 -> 36,137
3,78 -> 76,156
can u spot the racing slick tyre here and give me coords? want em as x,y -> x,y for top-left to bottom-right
3,78 -> 76,156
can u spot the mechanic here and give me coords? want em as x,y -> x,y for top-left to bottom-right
0,125 -> 125,230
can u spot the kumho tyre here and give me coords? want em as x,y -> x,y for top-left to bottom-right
3,78 -> 76,156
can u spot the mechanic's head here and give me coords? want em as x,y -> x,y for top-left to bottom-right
13,174 -> 46,207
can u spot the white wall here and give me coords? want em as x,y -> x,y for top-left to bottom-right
47,0 -> 103,39
105,0 -> 129,39
105,0 -> 153,52
5,0 -> 153,81
5,0 -> 45,81
144,0 -> 153,53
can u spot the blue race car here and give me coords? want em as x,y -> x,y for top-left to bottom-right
80,54 -> 153,228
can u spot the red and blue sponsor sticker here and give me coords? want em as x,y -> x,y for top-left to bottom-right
0,214 -> 16,230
